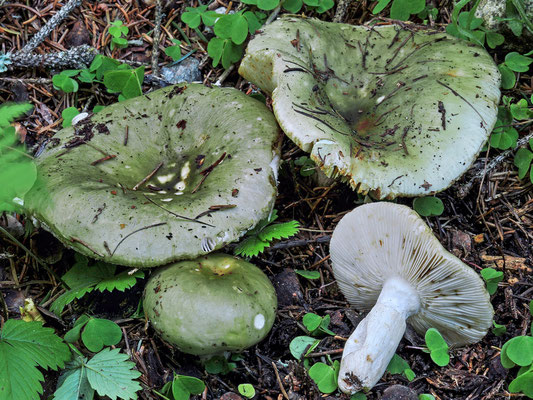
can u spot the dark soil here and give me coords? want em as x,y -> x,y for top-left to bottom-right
1,1 -> 532,399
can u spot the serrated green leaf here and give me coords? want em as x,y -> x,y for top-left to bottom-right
54,354 -> 94,400
85,348 -> 141,400
258,220 -> 299,241
82,318 -> 122,353
0,320 -> 71,400
234,235 -> 270,257
50,258 -> 143,315
0,102 -> 33,126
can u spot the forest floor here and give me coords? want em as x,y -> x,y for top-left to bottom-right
0,1 -> 532,399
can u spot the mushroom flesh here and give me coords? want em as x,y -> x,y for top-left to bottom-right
330,202 -> 493,393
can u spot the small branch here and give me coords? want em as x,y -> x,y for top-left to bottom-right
456,130 -> 533,198
333,0 -> 351,23
132,162 -> 164,191
21,0 -> 82,54
191,152 -> 226,193
9,45 -> 97,70
111,222 -> 167,256
151,0 -> 163,77
265,4 -> 282,25
143,195 -> 215,227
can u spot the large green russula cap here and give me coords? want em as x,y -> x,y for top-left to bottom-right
24,84 -> 281,267
239,17 -> 501,199
143,253 -> 277,355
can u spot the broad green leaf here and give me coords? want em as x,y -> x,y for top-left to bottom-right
425,328 -> 449,366
390,0 -> 425,20
243,11 -> 263,34
413,196 -> 444,217
231,14 -> 249,45
208,37 -> 224,67
316,0 -> 334,13
238,384 -> 255,398
386,353 -> 410,375
492,321 -> 506,337
289,336 -> 320,359
303,0 -> 319,6
308,362 -> 338,393
176,375 -> 205,394
503,336 -> 533,367
351,393 -> 367,400
498,64 -> 516,89
214,14 -> 234,40
61,106 -> 80,128
52,74 -> 78,93
509,370 -> 533,397
303,313 -> 322,332
505,52 -> 533,73
103,66 -> 144,99
510,99 -> 531,120
85,348 -> 142,400
257,0 -> 280,10
0,118 -> 37,213
0,320 -> 71,400
372,0 -> 393,14
283,0 -> 303,13
54,354 -> 94,400
419,395 -> 436,400
295,269 -> 320,279
64,314 -> 91,343
81,318 -> 122,352
201,11 -> 218,26
486,31 -> 504,49
165,44 -> 182,61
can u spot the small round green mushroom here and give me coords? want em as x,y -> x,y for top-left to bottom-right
239,17 -> 500,199
143,253 -> 277,355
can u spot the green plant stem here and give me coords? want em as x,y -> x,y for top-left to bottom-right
0,225 -> 70,290
511,0 -> 533,34
172,22 -> 192,46
466,0 -> 482,29
194,27 -> 208,43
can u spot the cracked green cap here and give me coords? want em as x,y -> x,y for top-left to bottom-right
24,84 -> 281,267
143,253 -> 277,355
239,17 -> 500,199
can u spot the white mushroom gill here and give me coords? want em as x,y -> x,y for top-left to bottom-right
338,276 -> 420,393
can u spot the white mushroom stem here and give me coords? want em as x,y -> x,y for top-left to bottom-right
338,276 -> 421,394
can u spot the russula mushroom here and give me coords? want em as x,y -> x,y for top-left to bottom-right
329,202 -> 493,393
24,84 -> 281,267
239,17 -> 500,199
143,253 -> 277,355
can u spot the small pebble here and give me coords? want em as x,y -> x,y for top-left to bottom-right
382,384 -> 418,400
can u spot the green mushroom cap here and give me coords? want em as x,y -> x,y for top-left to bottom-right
24,84 -> 281,267
143,253 -> 277,355
239,17 -> 500,199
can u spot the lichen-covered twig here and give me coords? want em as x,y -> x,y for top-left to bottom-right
333,0 -> 351,23
20,0 -> 82,54
151,0 -> 163,76
9,45 -> 97,69
456,129 -> 533,198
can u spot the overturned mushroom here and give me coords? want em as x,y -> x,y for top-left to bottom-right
239,17 -> 500,199
24,84 -> 281,267
143,253 -> 277,355
330,202 -> 493,393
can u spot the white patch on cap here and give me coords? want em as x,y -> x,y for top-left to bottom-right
254,314 -> 265,330
71,112 -> 89,125
157,174 -> 175,184
376,95 -> 386,104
